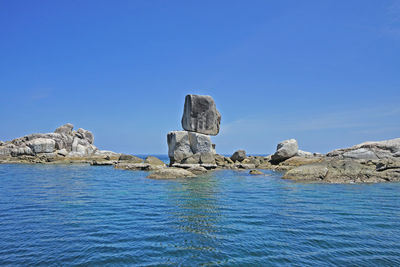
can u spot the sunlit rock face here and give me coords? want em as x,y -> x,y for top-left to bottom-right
167,131 -> 214,164
181,94 -> 221,136
0,123 -> 103,158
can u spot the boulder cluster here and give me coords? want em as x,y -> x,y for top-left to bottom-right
0,123 -> 119,163
2,94 -> 400,183
167,94 -> 220,166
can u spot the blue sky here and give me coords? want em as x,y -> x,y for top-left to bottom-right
1,0 -> 399,154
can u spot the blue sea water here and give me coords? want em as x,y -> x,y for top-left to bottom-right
1,156 -> 400,266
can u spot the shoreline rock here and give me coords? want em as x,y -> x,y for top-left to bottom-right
0,123 -> 121,164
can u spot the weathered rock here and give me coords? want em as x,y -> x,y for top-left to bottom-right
167,131 -> 193,163
114,162 -> 165,171
187,165 -> 208,175
54,123 -> 74,135
327,138 -> 400,160
271,139 -> 298,163
27,138 -> 56,153
77,128 -> 94,144
167,131 -> 216,164
56,149 -> 68,157
224,157 -> 234,164
297,150 -> 313,157
231,150 -> 246,162
0,123 -> 121,163
235,163 -> 256,169
283,159 -> 400,183
181,94 -> 221,136
199,152 -> 216,164
144,156 -> 166,166
94,150 -> 121,160
188,132 -> 213,154
147,168 -> 196,179
182,153 -> 201,164
214,154 -> 225,166
91,160 -> 115,166
118,154 -> 143,162
11,146 -> 33,156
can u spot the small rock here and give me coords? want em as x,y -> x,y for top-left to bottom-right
91,160 -> 115,166
187,166 -> 208,175
144,156 -> 166,166
249,169 -> 264,175
119,154 -> 143,163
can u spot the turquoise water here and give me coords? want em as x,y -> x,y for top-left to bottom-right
1,158 -> 400,266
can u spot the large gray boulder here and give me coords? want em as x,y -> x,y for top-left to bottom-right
181,94 -> 221,136
327,138 -> 400,160
167,130 -> 215,164
230,150 -> 246,162
271,139 -> 298,163
167,131 -> 194,163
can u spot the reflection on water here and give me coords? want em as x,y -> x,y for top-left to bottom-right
166,174 -> 221,250
1,164 -> 400,266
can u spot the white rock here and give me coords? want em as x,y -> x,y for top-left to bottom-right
271,139 -> 298,162
27,138 -> 56,153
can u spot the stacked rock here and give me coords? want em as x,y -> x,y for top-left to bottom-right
167,94 -> 221,166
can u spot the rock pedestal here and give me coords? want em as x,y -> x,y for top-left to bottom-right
167,131 -> 214,164
167,94 -> 221,165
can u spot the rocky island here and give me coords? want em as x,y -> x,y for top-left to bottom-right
1,94 -> 399,183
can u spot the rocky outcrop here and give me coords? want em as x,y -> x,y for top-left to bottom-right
0,123 -> 121,164
181,94 -> 221,136
271,139 -> 298,163
327,138 -> 400,160
166,94 -> 221,167
167,131 -> 215,164
283,158 -> 400,183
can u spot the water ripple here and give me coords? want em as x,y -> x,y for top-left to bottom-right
1,163 -> 400,266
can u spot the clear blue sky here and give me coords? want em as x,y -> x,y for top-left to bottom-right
1,0 -> 399,154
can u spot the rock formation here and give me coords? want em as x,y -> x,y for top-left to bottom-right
326,138 -> 400,160
181,94 -> 221,136
0,123 -> 120,163
167,94 -> 219,167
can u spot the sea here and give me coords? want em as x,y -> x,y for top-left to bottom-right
1,155 -> 400,266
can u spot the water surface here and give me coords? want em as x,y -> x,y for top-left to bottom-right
1,159 -> 400,266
